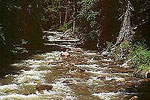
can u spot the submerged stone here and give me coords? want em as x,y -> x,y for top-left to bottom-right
36,83 -> 53,93
129,96 -> 138,100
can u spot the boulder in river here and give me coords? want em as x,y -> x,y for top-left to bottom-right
61,52 -> 70,60
116,78 -> 126,83
71,48 -> 83,52
36,83 -> 53,93
129,96 -> 138,100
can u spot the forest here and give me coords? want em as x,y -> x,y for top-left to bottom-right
0,0 -> 150,99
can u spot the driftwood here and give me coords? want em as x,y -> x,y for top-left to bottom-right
115,1 -> 135,46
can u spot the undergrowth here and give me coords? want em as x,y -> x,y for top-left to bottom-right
105,41 -> 150,78
128,44 -> 150,78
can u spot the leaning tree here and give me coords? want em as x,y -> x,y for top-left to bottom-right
115,1 -> 134,46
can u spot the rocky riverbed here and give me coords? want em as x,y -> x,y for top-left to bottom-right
0,31 -> 150,100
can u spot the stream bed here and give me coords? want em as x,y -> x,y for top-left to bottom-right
0,31 -> 150,100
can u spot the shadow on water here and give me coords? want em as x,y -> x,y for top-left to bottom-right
136,80 -> 150,100
0,51 -> 18,79
0,44 -> 62,80
77,39 -> 98,51
126,79 -> 150,100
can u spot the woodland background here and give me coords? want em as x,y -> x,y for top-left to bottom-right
0,0 -> 150,75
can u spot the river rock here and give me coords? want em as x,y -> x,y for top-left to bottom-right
71,48 -> 83,52
121,63 -> 130,68
116,78 -> 126,82
61,52 -> 70,57
129,96 -> 138,100
61,52 -> 70,60
145,71 -> 150,78
97,76 -> 106,80
101,51 -> 109,56
36,83 -> 53,93
78,68 -> 86,73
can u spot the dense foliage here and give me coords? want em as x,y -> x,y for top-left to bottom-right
0,0 -> 150,74
0,0 -> 43,64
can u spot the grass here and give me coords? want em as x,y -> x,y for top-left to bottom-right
107,40 -> 150,78
128,44 -> 150,78
128,46 -> 150,65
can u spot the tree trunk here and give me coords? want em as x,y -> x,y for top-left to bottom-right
59,2 -> 62,26
98,0 -> 109,50
64,6 -> 68,23
23,0 -> 43,49
23,0 -> 31,48
115,1 -> 134,46
72,0 -> 76,34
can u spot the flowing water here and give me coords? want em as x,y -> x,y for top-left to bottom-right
0,31 -> 150,100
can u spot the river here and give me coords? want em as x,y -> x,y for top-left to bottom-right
0,31 -> 150,100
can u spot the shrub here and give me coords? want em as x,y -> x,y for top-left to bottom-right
128,45 -> 150,66
128,44 -> 150,78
